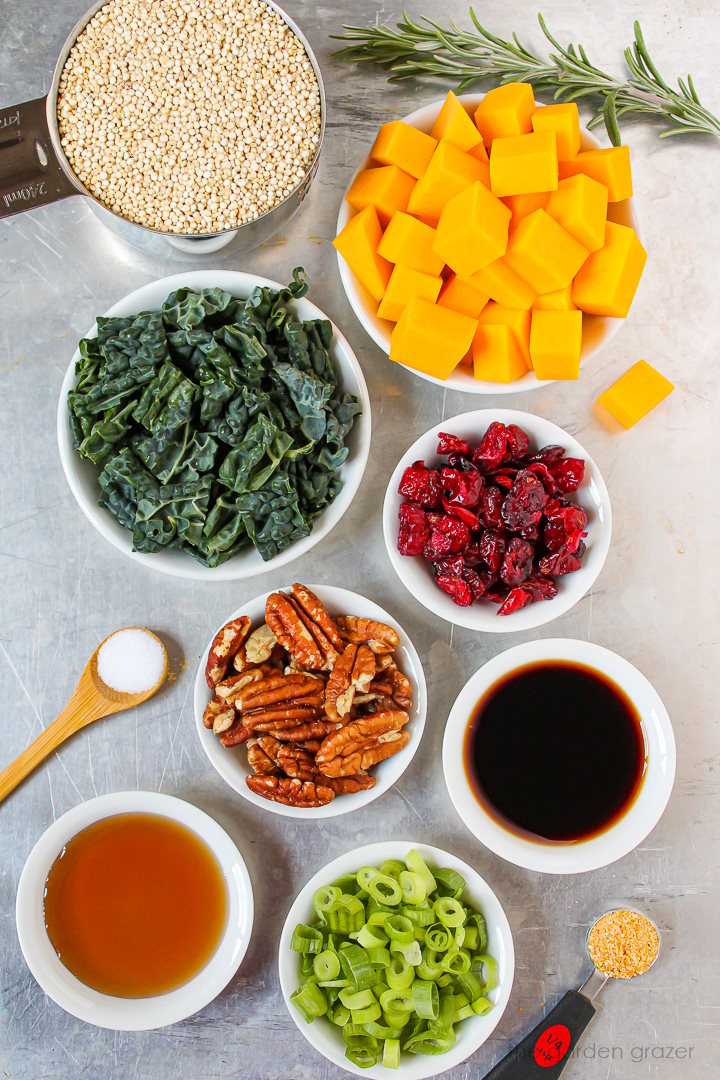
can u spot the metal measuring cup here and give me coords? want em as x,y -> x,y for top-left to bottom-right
482,908 -> 661,1079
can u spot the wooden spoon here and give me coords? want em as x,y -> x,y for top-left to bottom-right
0,628 -> 168,804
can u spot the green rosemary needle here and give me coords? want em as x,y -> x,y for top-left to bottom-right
333,11 -> 720,144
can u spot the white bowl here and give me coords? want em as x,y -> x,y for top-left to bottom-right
443,639 -> 676,874
336,93 -> 640,395
15,791 -> 254,1030
278,840 -> 515,1079
383,409 -> 611,632
194,585 -> 427,819
57,271 -> 372,580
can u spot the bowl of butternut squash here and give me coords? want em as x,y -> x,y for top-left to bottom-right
334,86 -> 643,395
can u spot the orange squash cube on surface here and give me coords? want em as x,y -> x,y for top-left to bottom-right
559,146 -> 633,202
377,212 -> 445,276
469,258 -> 536,310
502,191 -> 549,225
370,120 -> 437,179
477,302 -> 531,366
529,309 -> 583,380
333,206 -> 392,302
407,140 -> 489,224
390,298 -> 477,379
572,221 -> 646,318
505,209 -> 588,294
546,174 -> 608,253
468,141 -> 490,164
596,360 -> 674,428
346,165 -> 416,227
438,273 -> 491,318
433,181 -> 512,278
531,103 -> 581,160
533,284 -> 576,311
431,91 -> 484,152
474,82 -> 535,144
490,130 -> 558,197
377,264 -> 443,322
472,324 -> 528,383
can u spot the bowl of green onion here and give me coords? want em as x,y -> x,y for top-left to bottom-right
278,841 -> 514,1077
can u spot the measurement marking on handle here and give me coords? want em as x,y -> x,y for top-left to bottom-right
3,180 -> 47,209
534,1024 -> 572,1067
0,109 -> 21,130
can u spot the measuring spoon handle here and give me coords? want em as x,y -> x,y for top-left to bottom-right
482,990 -> 596,1079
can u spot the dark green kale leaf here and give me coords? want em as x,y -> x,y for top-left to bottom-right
135,424 -> 218,484
134,475 -> 213,554
132,360 -> 200,436
271,362 -> 332,443
218,414 -> 293,493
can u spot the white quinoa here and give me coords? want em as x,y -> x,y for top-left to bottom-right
57,0 -> 321,234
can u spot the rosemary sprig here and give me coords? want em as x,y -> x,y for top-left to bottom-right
333,11 -> 720,144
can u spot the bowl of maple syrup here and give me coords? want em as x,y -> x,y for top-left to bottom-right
15,791 -> 254,1029
442,638 -> 676,874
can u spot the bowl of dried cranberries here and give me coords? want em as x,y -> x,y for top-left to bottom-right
382,410 -> 611,632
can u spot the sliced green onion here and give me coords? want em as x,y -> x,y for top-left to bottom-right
455,972 -> 485,1003
380,859 -> 406,880
326,894 -> 365,934
405,850 -> 436,896
454,924 -> 466,949
412,978 -> 439,1020
436,973 -> 452,988
313,885 -> 341,916
365,1020 -> 404,1040
398,870 -> 427,906
434,867 -> 466,899
463,924 -> 479,951
367,946 -> 391,969
356,923 -> 389,950
441,948 -> 471,975
386,953 -> 415,990
403,904 -> 435,928
290,980 -> 327,1022
344,1034 -> 378,1068
476,954 -> 498,992
472,995 -> 493,1016
468,912 -> 488,951
332,873 -> 361,895
313,949 -> 340,981
366,896 -> 394,919
385,914 -> 414,944
318,979 -> 349,988
431,991 -> 455,1032
425,925 -> 451,953
330,1003 -> 350,1026
454,1003 -> 474,1022
383,1038 -> 401,1069
413,927 -> 426,945
404,1029 -> 456,1056
380,987 -> 413,1015
300,953 -> 315,977
291,924 -> 324,954
416,947 -> 444,981
433,896 -> 465,928
367,909 -> 393,930
389,938 -> 422,965
368,874 -> 402,907
339,987 -> 375,1010
343,1022 -> 368,1037
352,1001 -> 382,1025
383,1007 -> 411,1029
339,944 -> 377,991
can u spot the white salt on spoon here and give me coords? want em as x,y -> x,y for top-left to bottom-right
96,627 -> 167,694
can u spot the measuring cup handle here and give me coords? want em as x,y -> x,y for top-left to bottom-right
0,96 -> 76,220
482,990 -> 596,1079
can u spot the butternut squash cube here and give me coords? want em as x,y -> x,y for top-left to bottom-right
531,103 -> 581,160
433,181 -> 512,278
333,205 -> 392,302
468,141 -> 489,164
431,91 -> 483,152
502,191 -> 549,226
377,212 -> 445,276
346,165 -> 416,227
505,209 -> 588,294
572,222 -> 646,317
474,82 -> 535,144
407,140 -> 489,224
546,174 -> 608,253
390,298 -> 477,379
596,360 -> 674,428
490,131 -> 558,197
472,324 -> 528,383
370,120 -> 437,179
533,284 -> 576,311
559,146 -> 633,202
469,258 -> 536,310
438,273 -> 490,318
377,264 -> 442,322
529,309 -> 583,380
477,302 -> 531,366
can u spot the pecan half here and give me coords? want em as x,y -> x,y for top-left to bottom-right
323,771 -> 377,794
244,624 -> 278,664
336,616 -> 400,655
246,775 -> 335,807
234,672 -> 322,713
243,704 -> 324,731
368,669 -> 413,711
266,591 -> 338,671
246,739 -> 280,775
291,584 -> 344,650
203,696 -> 236,733
316,710 -> 410,776
215,667 -> 267,705
205,616 -> 252,688
277,743 -> 318,780
325,644 -> 375,722
266,719 -> 343,742
219,719 -> 252,747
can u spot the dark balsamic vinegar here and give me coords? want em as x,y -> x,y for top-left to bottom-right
464,661 -> 647,843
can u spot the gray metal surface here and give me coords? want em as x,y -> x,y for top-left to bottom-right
1,2 -> 718,1078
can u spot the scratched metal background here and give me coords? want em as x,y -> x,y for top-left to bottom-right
1,1 -> 719,1077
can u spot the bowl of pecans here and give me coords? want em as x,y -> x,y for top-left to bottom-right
193,584 -> 427,818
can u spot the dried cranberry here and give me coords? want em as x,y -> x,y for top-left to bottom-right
528,444 -> 565,468
437,432 -> 473,458
441,467 -> 484,507
551,457 -> 586,493
435,573 -> 474,606
462,567 -> 485,601
497,588 -> 532,615
526,461 -> 559,496
398,462 -> 442,508
442,499 -> 481,531
522,575 -> 558,602
463,542 -> 482,567
519,522 -> 540,543
433,555 -> 464,577
501,470 -> 547,530
479,529 -> 506,574
472,422 -> 509,472
488,470 -> 516,491
478,485 -> 504,529
500,537 -> 534,586
542,504 -> 587,555
505,424 -> 530,461
538,551 -> 583,576
424,515 -> 471,559
397,504 -> 430,556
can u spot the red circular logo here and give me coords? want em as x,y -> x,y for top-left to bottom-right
533,1024 -> 572,1067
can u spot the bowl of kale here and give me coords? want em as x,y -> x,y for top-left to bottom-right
57,269 -> 371,578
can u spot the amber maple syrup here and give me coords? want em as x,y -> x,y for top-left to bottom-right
44,813 -> 228,997
464,661 -> 647,843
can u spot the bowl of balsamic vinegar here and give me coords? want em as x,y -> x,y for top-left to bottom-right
442,639 -> 676,874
